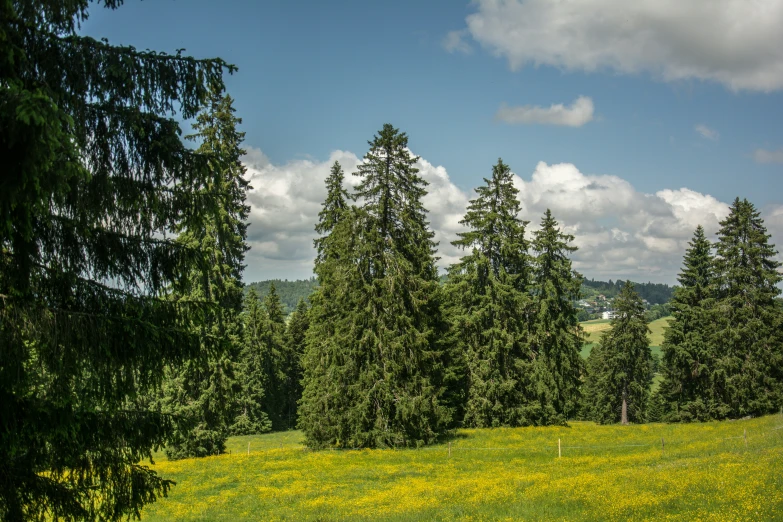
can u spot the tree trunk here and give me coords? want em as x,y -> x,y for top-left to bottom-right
621,388 -> 628,425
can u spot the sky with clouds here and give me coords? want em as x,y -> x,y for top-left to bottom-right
81,0 -> 783,285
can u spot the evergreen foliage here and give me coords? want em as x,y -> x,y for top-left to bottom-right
299,124 -> 451,448
530,209 -> 584,422
710,199 -> 783,418
583,282 -> 652,424
231,288 -> 272,436
0,1 -> 235,519
282,298 -> 310,429
261,284 -> 290,430
659,226 -> 715,421
445,159 -> 532,427
160,89 -> 250,460
314,161 -> 351,266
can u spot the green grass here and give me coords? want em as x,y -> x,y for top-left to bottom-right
141,415 -> 783,521
580,316 -> 671,358
648,316 -> 672,346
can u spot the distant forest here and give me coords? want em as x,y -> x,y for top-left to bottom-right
581,279 -> 673,304
245,278 -> 318,314
247,276 -> 674,313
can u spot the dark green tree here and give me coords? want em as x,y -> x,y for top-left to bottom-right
299,124 -> 451,448
530,209 -> 584,422
298,170 -> 360,446
445,158 -> 532,427
231,288 -> 273,435
160,89 -> 250,460
0,1 -> 235,519
583,281 -> 651,424
261,284 -> 289,430
314,161 -> 351,266
282,298 -> 310,428
710,199 -> 783,418
659,225 -> 715,421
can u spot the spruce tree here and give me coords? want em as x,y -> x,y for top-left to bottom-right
314,161 -> 351,265
160,88 -> 250,460
299,167 -> 359,445
445,158 -> 532,427
231,288 -> 273,435
659,225 -> 715,421
710,198 -> 783,418
262,284 -> 290,430
530,209 -> 584,422
0,1 -> 235,518
282,298 -> 309,429
299,124 -> 450,448
583,281 -> 651,424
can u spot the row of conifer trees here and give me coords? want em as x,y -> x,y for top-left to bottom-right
160,123 -> 783,456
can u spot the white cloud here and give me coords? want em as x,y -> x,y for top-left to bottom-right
753,148 -> 783,164
241,147 -> 470,282
242,148 -> 781,284
459,0 -> 783,92
511,162 -> 733,282
442,29 -> 473,54
694,124 -> 719,140
495,96 -> 594,127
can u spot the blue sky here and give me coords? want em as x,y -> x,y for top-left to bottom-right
80,0 -> 783,284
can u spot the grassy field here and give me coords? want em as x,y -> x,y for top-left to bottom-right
581,316 -> 671,358
140,415 -> 783,521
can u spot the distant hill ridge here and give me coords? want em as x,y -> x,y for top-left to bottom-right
581,278 -> 673,305
244,278 -> 318,314
246,276 -> 673,313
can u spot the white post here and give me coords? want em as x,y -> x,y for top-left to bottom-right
448,441 -> 451,458
558,438 -> 561,458
247,442 -> 250,455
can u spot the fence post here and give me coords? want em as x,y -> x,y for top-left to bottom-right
744,428 -> 747,448
661,437 -> 665,453
448,441 -> 451,458
247,442 -> 250,456
558,438 -> 561,458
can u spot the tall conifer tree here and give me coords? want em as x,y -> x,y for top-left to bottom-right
445,159 -> 532,427
299,161 -> 359,444
282,298 -> 310,428
160,89 -> 249,460
231,288 -> 272,435
583,282 -> 651,424
0,1 -> 235,518
260,284 -> 289,430
710,199 -> 783,418
530,209 -> 584,422
659,225 -> 715,421
300,124 -> 450,448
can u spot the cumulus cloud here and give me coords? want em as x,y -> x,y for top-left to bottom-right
495,96 -> 594,127
753,148 -> 783,164
442,29 -> 473,54
241,148 -> 780,284
511,162 -> 732,281
694,124 -> 719,141
241,147 -> 470,282
458,0 -> 783,92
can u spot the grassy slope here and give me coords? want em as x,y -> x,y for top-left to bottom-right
580,316 -> 671,358
141,415 -> 783,521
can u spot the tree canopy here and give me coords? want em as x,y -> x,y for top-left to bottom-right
1,1 -> 237,518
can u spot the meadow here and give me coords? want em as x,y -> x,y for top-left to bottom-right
580,316 -> 670,359
141,414 -> 783,521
